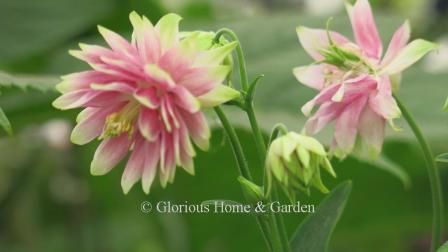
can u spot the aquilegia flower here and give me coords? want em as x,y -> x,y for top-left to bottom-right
53,12 -> 240,194
266,132 -> 336,196
294,0 -> 437,158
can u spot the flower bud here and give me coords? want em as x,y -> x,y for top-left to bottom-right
266,132 -> 336,196
237,176 -> 264,204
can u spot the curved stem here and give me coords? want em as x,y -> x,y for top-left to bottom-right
214,106 -> 273,251
394,94 -> 443,251
214,28 -> 249,91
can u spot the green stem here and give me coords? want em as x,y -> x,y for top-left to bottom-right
394,94 -> 443,251
214,28 -> 249,91
273,185 -> 291,252
215,29 -> 286,251
214,106 -> 273,251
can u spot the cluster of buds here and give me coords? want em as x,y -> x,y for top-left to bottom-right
266,131 -> 336,198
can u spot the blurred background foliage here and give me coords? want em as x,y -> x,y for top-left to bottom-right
0,0 -> 448,251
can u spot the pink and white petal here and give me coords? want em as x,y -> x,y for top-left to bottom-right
90,134 -> 132,176
293,64 -> 326,90
141,140 -> 160,194
155,13 -> 182,53
334,96 -> 368,153
380,39 -> 438,75
90,82 -> 135,93
172,86 -> 200,113
129,11 -> 160,63
197,85 -> 240,108
180,111 -> 210,151
144,64 -> 176,89
134,87 -> 160,109
178,65 -> 231,96
381,21 -> 411,67
369,91 -> 401,120
121,136 -> 145,194
84,92 -> 128,108
138,108 -> 161,141
57,71 -> 117,93
296,26 -> 351,60
358,105 -> 385,157
97,25 -> 136,58
194,41 -> 238,67
305,101 -> 345,134
52,90 -> 90,110
301,83 -> 341,116
349,0 -> 383,60
158,47 -> 191,81
71,106 -> 120,145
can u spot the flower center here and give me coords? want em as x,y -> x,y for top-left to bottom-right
101,102 -> 140,139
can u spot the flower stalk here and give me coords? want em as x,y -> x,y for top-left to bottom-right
394,94 -> 443,251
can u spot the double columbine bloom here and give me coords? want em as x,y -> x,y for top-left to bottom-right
266,132 -> 336,196
53,12 -> 239,194
294,0 -> 437,158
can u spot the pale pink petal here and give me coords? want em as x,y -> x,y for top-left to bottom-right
301,84 -> 341,116
296,26 -> 351,60
334,96 -> 368,152
305,101 -> 345,134
358,105 -> 385,157
293,64 -> 326,90
141,140 -> 160,194
368,91 -> 401,120
381,21 -> 411,67
121,136 -> 145,194
349,0 -> 383,60
90,133 -> 132,176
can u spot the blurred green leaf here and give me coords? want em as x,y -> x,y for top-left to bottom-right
0,0 -> 114,64
0,107 -> 12,135
0,71 -> 59,91
290,181 -> 352,252
436,153 -> 448,163
354,154 -> 411,189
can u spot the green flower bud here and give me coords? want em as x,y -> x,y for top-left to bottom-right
237,176 -> 264,204
266,132 -> 336,198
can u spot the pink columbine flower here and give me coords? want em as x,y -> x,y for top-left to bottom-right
293,0 -> 437,157
53,12 -> 240,194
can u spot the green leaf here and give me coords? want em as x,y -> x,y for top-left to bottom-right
354,154 -> 411,189
0,107 -> 12,135
0,0 -> 114,64
290,181 -> 352,252
437,241 -> 448,252
0,71 -> 59,91
436,153 -> 448,164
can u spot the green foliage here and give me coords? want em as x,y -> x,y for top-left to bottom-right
290,181 -> 352,252
436,153 -> 448,164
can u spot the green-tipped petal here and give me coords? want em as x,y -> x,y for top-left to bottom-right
156,13 -> 182,51
197,85 -> 240,107
195,41 -> 238,67
380,39 -> 439,75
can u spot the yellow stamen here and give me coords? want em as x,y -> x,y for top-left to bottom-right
100,103 -> 139,139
